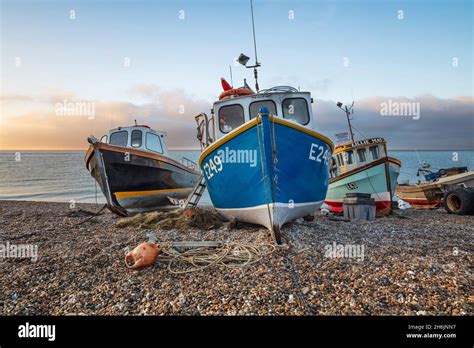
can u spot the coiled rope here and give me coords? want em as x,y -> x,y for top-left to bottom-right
157,242 -> 276,274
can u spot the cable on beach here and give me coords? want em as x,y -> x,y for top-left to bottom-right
281,233 -> 315,315
157,242 -> 276,274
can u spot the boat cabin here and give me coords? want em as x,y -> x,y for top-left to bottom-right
330,137 -> 387,177
211,86 -> 316,140
100,125 -> 169,156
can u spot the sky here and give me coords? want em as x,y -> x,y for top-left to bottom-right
0,0 -> 473,150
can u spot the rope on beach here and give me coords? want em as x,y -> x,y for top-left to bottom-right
74,204 -> 108,225
282,233 -> 315,315
157,242 -> 276,274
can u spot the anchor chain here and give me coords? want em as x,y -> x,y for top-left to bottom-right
282,237 -> 315,315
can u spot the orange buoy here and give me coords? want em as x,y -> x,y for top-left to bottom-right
218,88 -> 254,100
125,242 -> 160,270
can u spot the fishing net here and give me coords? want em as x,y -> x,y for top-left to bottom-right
116,208 -> 224,230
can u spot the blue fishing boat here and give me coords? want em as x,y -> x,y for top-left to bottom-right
195,85 -> 334,242
192,0 -> 333,242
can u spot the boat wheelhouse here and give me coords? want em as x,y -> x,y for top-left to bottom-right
85,124 -> 200,215
196,84 -> 334,243
331,137 -> 388,177
212,86 -> 317,139
99,125 -> 170,157
325,136 -> 401,215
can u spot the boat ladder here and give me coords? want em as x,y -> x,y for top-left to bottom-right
183,175 -> 207,209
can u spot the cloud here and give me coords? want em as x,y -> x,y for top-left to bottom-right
1,87 -> 210,150
1,87 -> 472,150
0,89 -> 77,104
313,95 -> 474,150
0,94 -> 34,102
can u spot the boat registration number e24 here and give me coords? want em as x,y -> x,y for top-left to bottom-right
203,155 -> 223,180
309,144 -> 330,165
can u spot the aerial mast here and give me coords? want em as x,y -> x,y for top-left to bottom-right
337,101 -> 355,142
237,0 -> 261,92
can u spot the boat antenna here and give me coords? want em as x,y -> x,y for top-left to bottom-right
229,65 -> 234,87
336,101 -> 355,142
250,0 -> 259,67
237,0 -> 261,92
134,119 -> 137,126
250,0 -> 260,92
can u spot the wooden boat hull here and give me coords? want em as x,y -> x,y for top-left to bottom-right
325,157 -> 401,215
396,171 -> 474,209
84,142 -> 200,215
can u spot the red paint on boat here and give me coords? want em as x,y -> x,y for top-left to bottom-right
399,198 -> 440,208
325,200 -> 392,215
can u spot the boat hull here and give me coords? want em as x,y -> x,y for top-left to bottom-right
85,142 -> 200,214
325,157 -> 401,215
199,114 -> 333,233
396,171 -> 474,209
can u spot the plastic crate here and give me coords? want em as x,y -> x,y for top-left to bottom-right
343,194 -> 376,221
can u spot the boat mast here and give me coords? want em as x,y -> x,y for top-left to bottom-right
249,0 -> 260,92
337,101 -> 355,142
238,0 -> 261,92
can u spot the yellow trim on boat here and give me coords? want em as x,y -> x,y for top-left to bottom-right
333,137 -> 386,155
198,116 -> 334,167
198,118 -> 259,167
115,187 -> 192,199
270,117 -> 334,152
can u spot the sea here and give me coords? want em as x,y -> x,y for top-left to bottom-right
0,150 -> 473,206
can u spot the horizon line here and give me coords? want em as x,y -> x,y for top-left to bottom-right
0,148 -> 473,152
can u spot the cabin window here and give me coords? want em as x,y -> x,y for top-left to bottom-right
338,154 -> 343,166
345,151 -> 354,165
335,154 -> 341,166
249,100 -> 277,119
109,131 -> 128,147
131,130 -> 142,148
145,133 -> 163,154
219,104 -> 244,133
369,146 -> 379,160
100,135 -> 108,143
282,98 -> 309,125
357,148 -> 367,162
330,158 -> 338,177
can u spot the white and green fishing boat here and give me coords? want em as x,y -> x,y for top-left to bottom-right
324,102 -> 401,215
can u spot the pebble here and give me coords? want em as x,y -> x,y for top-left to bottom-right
0,200 -> 472,316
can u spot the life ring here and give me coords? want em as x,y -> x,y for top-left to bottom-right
218,88 -> 254,100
